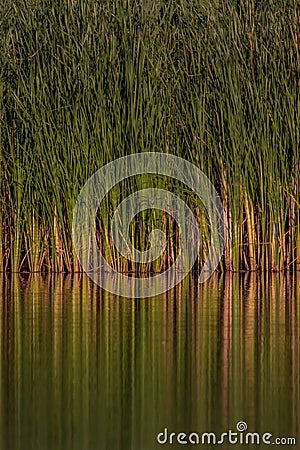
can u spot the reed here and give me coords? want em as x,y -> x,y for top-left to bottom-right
0,0 -> 299,273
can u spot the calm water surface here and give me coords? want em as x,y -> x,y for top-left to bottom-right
0,273 -> 299,449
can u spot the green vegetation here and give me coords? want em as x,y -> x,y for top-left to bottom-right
0,0 -> 299,272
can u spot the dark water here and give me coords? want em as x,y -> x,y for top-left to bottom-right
0,273 -> 299,449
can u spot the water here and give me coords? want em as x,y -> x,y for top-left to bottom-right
0,273 -> 299,449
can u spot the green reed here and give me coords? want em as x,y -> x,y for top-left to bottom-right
0,0 -> 299,273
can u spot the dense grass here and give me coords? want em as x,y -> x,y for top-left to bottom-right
0,0 -> 299,273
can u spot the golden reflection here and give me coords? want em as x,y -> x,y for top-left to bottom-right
0,273 -> 299,450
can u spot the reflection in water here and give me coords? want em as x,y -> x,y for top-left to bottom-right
0,273 -> 299,449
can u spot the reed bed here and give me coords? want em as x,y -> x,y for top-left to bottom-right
0,0 -> 299,273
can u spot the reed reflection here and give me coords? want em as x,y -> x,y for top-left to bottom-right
0,273 -> 298,450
